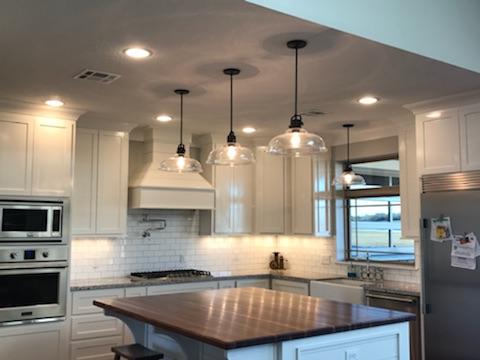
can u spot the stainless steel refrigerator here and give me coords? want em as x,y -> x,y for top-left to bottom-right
421,173 -> 480,360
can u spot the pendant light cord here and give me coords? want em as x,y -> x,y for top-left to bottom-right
230,73 -> 233,133
294,47 -> 298,117
346,126 -> 350,165
179,93 -> 183,146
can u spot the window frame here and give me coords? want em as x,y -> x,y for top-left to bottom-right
341,158 -> 414,265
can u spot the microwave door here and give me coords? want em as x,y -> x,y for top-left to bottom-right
1,206 -> 50,238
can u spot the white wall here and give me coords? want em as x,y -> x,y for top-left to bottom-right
247,0 -> 480,74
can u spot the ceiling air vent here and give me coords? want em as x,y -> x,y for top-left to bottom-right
73,69 -> 121,84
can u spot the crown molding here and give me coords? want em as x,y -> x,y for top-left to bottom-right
404,88 -> 480,115
0,97 -> 84,121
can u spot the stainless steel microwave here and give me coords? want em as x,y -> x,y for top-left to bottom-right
0,200 -> 64,242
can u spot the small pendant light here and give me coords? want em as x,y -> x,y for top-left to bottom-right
206,68 -> 255,166
266,40 -> 327,157
333,124 -> 366,187
159,89 -> 203,173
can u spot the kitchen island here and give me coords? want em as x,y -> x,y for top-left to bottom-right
94,287 -> 414,360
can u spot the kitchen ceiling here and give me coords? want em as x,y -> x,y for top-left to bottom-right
1,0 -> 480,139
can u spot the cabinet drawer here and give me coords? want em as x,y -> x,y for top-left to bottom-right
236,278 -> 270,289
72,289 -> 124,315
71,314 -> 123,340
147,281 -> 218,295
125,286 -> 147,297
70,336 -> 123,360
272,279 -> 309,295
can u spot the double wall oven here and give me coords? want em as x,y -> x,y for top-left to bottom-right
0,199 -> 69,325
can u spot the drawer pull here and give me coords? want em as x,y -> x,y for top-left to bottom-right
366,293 -> 417,304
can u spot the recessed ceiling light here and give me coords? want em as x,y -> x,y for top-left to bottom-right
358,96 -> 379,105
156,114 -> 172,122
242,127 -> 256,134
45,99 -> 64,107
123,47 -> 152,59
426,111 -> 442,118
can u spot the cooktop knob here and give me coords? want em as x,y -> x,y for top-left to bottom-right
9,252 -> 17,260
42,251 -> 49,258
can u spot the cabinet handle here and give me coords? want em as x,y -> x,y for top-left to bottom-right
366,293 -> 417,304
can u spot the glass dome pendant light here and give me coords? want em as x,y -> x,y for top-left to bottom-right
333,124 -> 366,187
206,68 -> 255,166
159,89 -> 203,173
266,40 -> 327,157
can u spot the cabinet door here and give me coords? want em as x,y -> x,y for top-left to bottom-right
72,129 -> 98,235
214,165 -> 234,233
291,157 -> 314,234
416,110 -> 460,175
459,104 -> 480,171
255,148 -> 285,234
32,118 -> 74,196
272,279 -> 309,295
235,278 -> 270,289
313,156 -> 332,237
232,164 -> 253,234
0,117 -> 33,195
96,131 -> 128,234
70,336 -> 123,360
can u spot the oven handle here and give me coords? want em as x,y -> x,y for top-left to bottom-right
366,293 -> 417,304
0,261 -> 68,270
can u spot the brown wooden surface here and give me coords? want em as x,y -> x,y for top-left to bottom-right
94,287 -> 415,349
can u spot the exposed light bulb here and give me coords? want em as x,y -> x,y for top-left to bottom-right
227,145 -> 237,160
290,131 -> 301,148
176,156 -> 186,171
343,172 -> 353,185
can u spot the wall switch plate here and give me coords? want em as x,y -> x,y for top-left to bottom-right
345,349 -> 359,360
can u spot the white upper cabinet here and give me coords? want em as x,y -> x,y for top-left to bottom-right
416,109 -> 460,175
0,116 -> 33,195
459,104 -> 480,171
214,164 -> 253,234
0,114 -> 75,197
72,129 -> 98,234
313,155 -> 332,237
72,129 -> 129,236
416,103 -> 480,175
254,147 -> 285,234
291,157 -> 314,235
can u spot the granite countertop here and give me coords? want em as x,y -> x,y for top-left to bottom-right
94,287 -> 415,349
70,271 -> 322,291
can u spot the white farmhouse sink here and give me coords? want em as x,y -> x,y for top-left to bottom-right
310,278 -> 370,305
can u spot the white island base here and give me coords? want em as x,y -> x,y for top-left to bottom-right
107,310 -> 410,360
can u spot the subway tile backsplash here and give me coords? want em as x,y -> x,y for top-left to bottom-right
71,209 -> 420,284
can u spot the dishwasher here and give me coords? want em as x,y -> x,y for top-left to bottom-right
366,291 -> 421,360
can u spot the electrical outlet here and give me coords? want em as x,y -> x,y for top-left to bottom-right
345,349 -> 359,360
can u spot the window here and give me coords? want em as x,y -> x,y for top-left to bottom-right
344,159 -> 414,264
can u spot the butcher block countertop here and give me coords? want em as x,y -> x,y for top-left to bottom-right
94,287 -> 415,349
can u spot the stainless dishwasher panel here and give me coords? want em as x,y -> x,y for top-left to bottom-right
366,291 -> 421,360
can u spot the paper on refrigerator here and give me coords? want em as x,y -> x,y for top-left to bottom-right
451,233 -> 479,270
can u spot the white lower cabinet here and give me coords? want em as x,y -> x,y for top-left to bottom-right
70,336 -> 124,360
147,281 -> 218,295
271,279 -> 309,295
0,320 -> 68,360
218,280 -> 236,289
235,278 -> 270,289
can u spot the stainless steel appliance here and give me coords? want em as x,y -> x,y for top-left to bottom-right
421,172 -> 480,359
366,291 -> 421,360
0,245 -> 68,324
130,269 -> 212,281
0,199 -> 66,243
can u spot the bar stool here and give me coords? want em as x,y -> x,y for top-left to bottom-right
111,343 -> 164,360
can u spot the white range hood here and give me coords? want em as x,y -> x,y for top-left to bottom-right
129,127 -> 214,210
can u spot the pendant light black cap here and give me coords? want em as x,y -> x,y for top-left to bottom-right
174,89 -> 189,95
287,39 -> 307,49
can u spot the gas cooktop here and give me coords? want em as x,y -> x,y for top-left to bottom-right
130,269 -> 212,281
